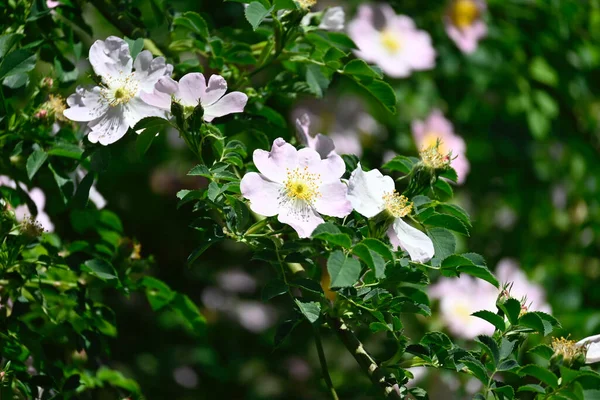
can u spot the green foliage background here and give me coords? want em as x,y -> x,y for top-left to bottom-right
1,0 -> 599,398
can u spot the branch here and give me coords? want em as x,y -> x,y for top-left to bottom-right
327,317 -> 403,399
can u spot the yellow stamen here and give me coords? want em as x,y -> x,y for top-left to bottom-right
420,139 -> 452,169
380,30 -> 402,53
382,190 -> 412,218
552,337 -> 584,361
100,74 -> 139,107
296,0 -> 316,10
284,167 -> 321,203
451,0 -> 480,29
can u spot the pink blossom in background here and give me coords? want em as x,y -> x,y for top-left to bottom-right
429,275 -> 497,339
46,0 -> 60,8
412,109 -> 470,184
445,0 -> 487,54
292,96 -> 384,157
496,258 -> 551,313
347,4 -> 436,78
0,176 -> 54,232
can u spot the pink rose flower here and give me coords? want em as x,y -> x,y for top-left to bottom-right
429,275 -> 497,339
141,73 -> 248,122
412,109 -> 470,184
240,138 -> 352,238
445,0 -> 487,54
348,4 -> 436,78
0,176 -> 54,232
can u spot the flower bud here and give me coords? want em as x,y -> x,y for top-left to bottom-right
403,140 -> 454,198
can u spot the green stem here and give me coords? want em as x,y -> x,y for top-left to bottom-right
0,278 -> 78,289
314,327 -> 339,400
327,317 -> 402,399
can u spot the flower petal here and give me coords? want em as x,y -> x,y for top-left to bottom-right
89,36 -> 132,80
202,75 -> 228,107
63,86 -> 108,122
314,181 -> 352,217
586,342 -> 600,364
203,92 -> 248,122
240,172 -> 281,217
177,73 -> 207,107
278,203 -> 324,238
123,96 -> 167,129
295,114 -> 335,158
133,51 -> 173,92
253,138 -> 298,183
87,107 -> 130,146
140,76 -> 177,110
388,218 -> 434,262
346,164 -> 392,218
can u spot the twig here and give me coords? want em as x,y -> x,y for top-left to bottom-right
314,327 -> 340,400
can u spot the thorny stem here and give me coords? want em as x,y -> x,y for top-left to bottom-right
327,317 -> 402,399
314,327 -> 340,400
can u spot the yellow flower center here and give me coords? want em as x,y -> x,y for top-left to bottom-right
380,30 -> 402,53
284,167 -> 321,203
453,303 -> 473,323
552,337 -> 584,361
420,139 -> 452,169
101,74 -> 139,107
296,0 -> 317,10
382,190 -> 412,218
45,94 -> 67,121
451,0 -> 480,29
422,132 -> 448,153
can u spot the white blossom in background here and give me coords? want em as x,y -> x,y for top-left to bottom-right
320,7 -> 345,31
347,4 -> 436,78
576,334 -> 600,364
141,73 -> 248,122
429,275 -> 497,339
241,138 -> 352,238
0,176 -> 54,232
496,258 -> 551,313
347,165 -> 434,262
63,36 -> 173,145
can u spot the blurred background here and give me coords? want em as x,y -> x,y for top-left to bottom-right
18,0 -> 600,398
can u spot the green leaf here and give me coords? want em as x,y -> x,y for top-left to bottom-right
500,338 -> 516,360
461,357 -> 489,384
245,2 -> 273,30
141,276 -> 176,311
497,359 -> 519,372
528,344 -> 555,360
519,364 -> 559,389
423,213 -> 469,236
82,259 -> 118,280
529,57 -> 558,87
383,155 -> 415,174
136,125 -> 160,156
71,171 -> 95,209
306,64 -> 330,98
436,204 -> 471,227
428,227 -> 456,267
174,12 -> 209,38
517,384 -> 545,394
327,250 -> 361,288
342,59 -> 383,79
124,37 -> 144,59
441,253 -> 499,287
26,149 -> 48,180
359,238 -> 394,261
498,298 -> 522,325
90,147 -> 111,172
133,116 -> 169,131
312,223 -> 352,248
171,293 -> 206,335
47,142 -> 83,159
262,279 -> 288,301
295,300 -> 321,324
0,33 -> 23,58
476,335 -> 500,366
492,385 -> 515,400
353,244 -> 386,279
472,310 -> 505,332
518,311 -> 559,336
369,322 -> 391,332
351,77 -> 397,114
0,49 -> 36,79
